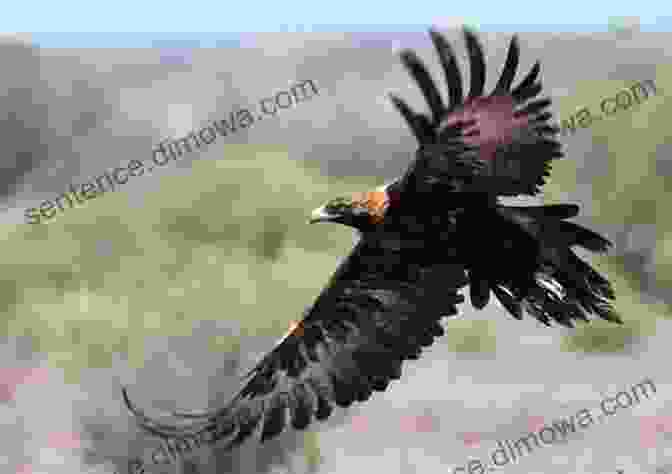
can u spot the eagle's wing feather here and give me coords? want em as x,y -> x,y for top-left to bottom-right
392,28 -> 563,198
123,238 -> 467,473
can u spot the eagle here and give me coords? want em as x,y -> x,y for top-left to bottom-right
120,28 -> 621,474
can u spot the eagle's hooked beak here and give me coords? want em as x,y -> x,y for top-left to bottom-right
308,206 -> 339,224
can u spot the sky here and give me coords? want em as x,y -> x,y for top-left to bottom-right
0,1 -> 669,40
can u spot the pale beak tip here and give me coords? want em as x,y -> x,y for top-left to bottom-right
309,207 -> 332,224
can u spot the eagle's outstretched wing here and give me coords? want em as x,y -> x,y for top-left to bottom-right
390,28 -> 562,197
122,238 -> 467,473
383,29 -> 621,326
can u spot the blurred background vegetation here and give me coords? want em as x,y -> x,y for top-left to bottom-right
1,146 -> 382,381
544,65 -> 672,352
0,64 -> 670,471
2,72 -> 671,376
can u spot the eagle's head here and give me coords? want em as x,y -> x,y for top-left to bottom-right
309,190 -> 390,229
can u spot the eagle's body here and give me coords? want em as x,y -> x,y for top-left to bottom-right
121,28 -> 621,474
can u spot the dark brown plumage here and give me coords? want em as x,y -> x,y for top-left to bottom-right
123,236 -> 469,473
390,28 -> 562,197
120,28 -> 621,474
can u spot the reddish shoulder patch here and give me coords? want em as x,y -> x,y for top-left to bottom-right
438,95 -> 530,161
288,320 -> 305,338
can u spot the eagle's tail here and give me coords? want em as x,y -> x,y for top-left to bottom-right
467,203 -> 622,327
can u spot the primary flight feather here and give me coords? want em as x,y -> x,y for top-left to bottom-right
390,28 -> 561,197
120,28 -> 621,474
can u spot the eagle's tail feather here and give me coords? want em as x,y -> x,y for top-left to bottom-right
479,204 -> 621,326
